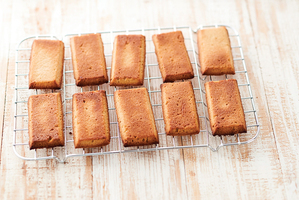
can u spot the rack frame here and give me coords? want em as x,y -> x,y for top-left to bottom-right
13,25 -> 260,163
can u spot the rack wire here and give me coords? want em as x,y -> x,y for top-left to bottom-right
13,25 -> 260,163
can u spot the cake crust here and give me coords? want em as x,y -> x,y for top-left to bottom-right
152,31 -> 194,82
72,90 -> 110,148
114,88 -> 159,147
205,79 -> 247,135
29,39 -> 64,89
28,93 -> 64,149
161,81 -> 200,136
110,35 -> 146,86
70,33 -> 108,86
197,27 -> 235,75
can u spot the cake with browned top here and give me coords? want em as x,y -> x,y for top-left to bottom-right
197,27 -> 235,75
152,31 -> 194,82
29,39 -> 64,89
70,33 -> 108,86
28,93 -> 64,149
205,79 -> 246,135
161,81 -> 200,135
110,35 -> 146,86
72,90 -> 110,148
114,88 -> 159,147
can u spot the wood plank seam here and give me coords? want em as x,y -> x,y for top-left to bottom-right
91,155 -> 93,199
181,149 -> 190,200
0,43 -> 10,166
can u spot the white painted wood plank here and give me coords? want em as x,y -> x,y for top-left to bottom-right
246,0 -> 299,199
0,0 -> 12,161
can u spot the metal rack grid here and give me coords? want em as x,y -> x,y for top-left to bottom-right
13,25 -> 260,163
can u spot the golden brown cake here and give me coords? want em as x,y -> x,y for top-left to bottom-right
70,33 -> 108,86
110,35 -> 146,86
29,39 -> 64,89
72,90 -> 110,148
197,27 -> 235,75
114,88 -> 159,147
161,81 -> 200,135
152,31 -> 194,82
205,79 -> 247,135
28,93 -> 64,149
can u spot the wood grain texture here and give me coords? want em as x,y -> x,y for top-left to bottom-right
0,0 -> 12,163
246,0 -> 299,199
0,0 -> 298,199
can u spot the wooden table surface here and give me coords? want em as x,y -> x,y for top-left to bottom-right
1,0 -> 299,199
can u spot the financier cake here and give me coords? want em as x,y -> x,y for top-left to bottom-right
72,90 -> 110,148
110,35 -> 146,86
197,27 -> 235,75
28,93 -> 64,149
205,79 -> 247,135
161,81 -> 200,135
114,88 -> 159,147
70,33 -> 108,86
152,31 -> 194,82
29,39 -> 64,89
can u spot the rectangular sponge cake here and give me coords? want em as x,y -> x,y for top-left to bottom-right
152,31 -> 194,82
110,35 -> 146,86
205,79 -> 247,135
28,93 -> 64,149
70,33 -> 108,86
161,81 -> 200,135
114,88 -> 159,147
72,90 -> 110,148
29,39 -> 64,89
197,27 -> 235,75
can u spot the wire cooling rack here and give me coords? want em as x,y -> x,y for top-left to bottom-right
13,25 -> 260,163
